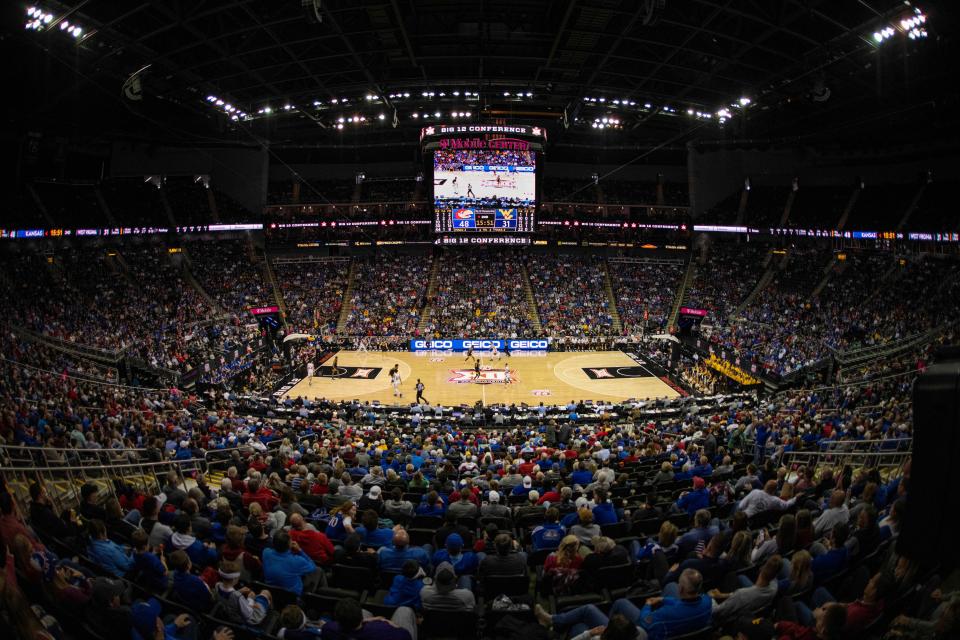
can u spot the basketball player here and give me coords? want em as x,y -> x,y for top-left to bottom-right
331,356 -> 339,378
473,358 -> 482,381
496,173 -> 502,187
452,175 -> 459,195
503,341 -> 512,358
306,361 -> 315,385
464,345 -> 474,362
467,183 -> 475,198
503,361 -> 511,384
391,365 -> 402,397
415,379 -> 427,404
491,342 -> 499,361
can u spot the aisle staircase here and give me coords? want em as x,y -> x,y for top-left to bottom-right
778,189 -> 796,227
733,267 -> 775,317
668,255 -> 697,330
206,188 -> 221,223
601,260 -> 623,334
417,255 -> 442,334
810,255 -> 841,300
180,254 -> 226,315
834,185 -> 862,230
260,251 -> 287,324
520,261 -> 543,333
25,183 -> 59,227
734,187 -> 750,225
94,187 -> 120,226
336,259 -> 359,334
895,183 -> 928,231
157,188 -> 180,227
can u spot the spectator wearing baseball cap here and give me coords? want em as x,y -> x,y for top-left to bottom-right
130,598 -> 196,640
420,562 -> 476,611
673,476 -> 711,517
511,476 -> 534,497
430,534 -> 480,589
480,491 -> 511,520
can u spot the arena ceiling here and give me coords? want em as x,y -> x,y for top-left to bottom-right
5,0 -> 960,156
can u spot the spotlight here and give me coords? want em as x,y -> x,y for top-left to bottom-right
378,113 -> 385,120
434,111 -> 440,117
336,123 -> 344,130
263,106 -> 272,114
738,97 -> 751,106
411,113 -> 419,118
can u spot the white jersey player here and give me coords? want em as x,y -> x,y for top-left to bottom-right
306,361 -> 315,384
491,342 -> 499,360
504,362 -> 511,384
391,367 -> 402,397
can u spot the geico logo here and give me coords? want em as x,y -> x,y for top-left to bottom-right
463,340 -> 495,348
413,341 -> 427,349
510,340 -> 548,349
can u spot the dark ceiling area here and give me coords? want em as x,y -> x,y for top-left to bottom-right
3,0 -> 959,161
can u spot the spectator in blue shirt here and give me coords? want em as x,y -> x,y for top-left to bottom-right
591,489 -> 618,526
430,533 -> 480,588
676,509 -> 719,556
168,514 -> 218,569
674,477 -> 710,517
263,531 -> 323,596
87,519 -> 133,578
378,527 -> 432,572
169,550 -> 214,611
383,559 -> 425,609
531,508 -> 565,552
537,568 -> 712,640
131,529 -> 168,592
812,522 -> 850,583
130,598 -> 196,640
355,509 -> 395,549
511,476 -> 534,497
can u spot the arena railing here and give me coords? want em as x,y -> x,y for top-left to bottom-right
779,447 -> 911,481
834,321 -> 956,368
13,326 -> 125,365
2,456 -> 204,517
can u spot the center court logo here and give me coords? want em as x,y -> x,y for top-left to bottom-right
448,368 -> 517,385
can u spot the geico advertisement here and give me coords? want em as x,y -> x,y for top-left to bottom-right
409,339 -> 549,351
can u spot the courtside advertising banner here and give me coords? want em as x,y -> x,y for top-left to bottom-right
410,338 -> 549,352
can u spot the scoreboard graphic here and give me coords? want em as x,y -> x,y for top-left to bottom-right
449,208 -> 520,230
433,147 -> 536,233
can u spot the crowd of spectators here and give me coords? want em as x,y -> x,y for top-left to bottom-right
685,244 -> 768,326
701,249 -> 960,377
343,255 -> 431,337
528,255 -> 615,337
422,250 -> 535,337
272,260 -> 350,335
187,240 -> 270,311
0,247 -> 213,365
0,337 -> 931,640
611,260 -> 685,334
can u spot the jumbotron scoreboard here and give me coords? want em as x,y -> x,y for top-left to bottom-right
422,124 -> 546,234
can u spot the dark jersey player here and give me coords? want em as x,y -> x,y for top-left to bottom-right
464,346 -> 474,362
474,359 -> 482,380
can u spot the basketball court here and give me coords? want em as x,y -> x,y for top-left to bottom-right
281,350 -> 684,406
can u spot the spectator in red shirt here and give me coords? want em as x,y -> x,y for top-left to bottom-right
242,479 -> 278,512
287,513 -> 334,565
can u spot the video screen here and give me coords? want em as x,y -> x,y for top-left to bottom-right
433,148 -> 536,232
